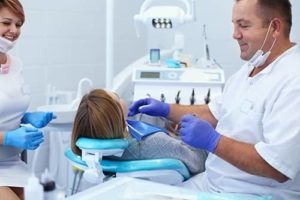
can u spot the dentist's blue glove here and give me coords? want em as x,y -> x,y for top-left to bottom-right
128,98 -> 170,118
4,127 -> 44,150
21,112 -> 55,128
180,114 -> 221,153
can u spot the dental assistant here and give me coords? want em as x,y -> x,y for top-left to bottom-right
0,1 -> 53,200
128,0 -> 300,199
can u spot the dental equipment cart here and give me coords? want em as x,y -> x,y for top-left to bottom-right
132,66 -> 225,105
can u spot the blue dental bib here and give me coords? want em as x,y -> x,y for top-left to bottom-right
126,119 -> 167,141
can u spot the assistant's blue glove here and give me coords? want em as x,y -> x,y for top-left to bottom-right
180,114 -> 221,153
4,127 -> 44,150
21,112 -> 55,128
128,98 -> 170,118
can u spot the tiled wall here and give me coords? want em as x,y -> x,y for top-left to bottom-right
9,0 -> 300,110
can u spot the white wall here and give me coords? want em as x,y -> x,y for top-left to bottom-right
290,0 -> 300,42
147,0 -> 300,78
9,0 -> 300,110
12,0 -> 144,110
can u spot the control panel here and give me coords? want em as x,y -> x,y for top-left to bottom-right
132,66 -> 225,105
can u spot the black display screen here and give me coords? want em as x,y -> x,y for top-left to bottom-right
140,72 -> 160,79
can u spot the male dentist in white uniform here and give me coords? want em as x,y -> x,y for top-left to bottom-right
128,0 -> 300,199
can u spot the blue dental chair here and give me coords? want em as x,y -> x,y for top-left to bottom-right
65,137 -> 190,193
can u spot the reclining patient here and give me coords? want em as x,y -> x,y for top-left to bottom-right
71,89 -> 207,175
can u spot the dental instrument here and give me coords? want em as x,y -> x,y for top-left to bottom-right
160,93 -> 166,102
190,89 -> 195,105
175,90 -> 181,104
204,88 -> 211,104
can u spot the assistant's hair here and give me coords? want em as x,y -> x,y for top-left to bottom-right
71,89 -> 128,155
0,0 -> 25,23
236,0 -> 292,37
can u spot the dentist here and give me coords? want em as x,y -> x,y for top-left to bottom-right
0,1 -> 54,200
128,0 -> 300,199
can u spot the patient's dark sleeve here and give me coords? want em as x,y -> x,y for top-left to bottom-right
107,132 -> 208,175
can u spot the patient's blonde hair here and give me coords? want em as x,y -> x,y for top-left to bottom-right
71,89 -> 128,155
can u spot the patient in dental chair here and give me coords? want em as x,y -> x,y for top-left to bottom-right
71,89 -> 207,175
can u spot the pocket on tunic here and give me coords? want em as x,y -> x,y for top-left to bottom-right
238,99 -> 264,137
240,99 -> 264,121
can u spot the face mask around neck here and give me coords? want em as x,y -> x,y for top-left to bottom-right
0,37 -> 16,53
248,20 -> 277,68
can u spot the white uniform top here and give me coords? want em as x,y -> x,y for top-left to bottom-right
0,54 -> 31,187
199,45 -> 300,199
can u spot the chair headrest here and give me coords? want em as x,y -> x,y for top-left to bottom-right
76,137 -> 129,150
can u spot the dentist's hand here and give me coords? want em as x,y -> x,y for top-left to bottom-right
21,112 -> 55,128
4,127 -> 44,150
180,114 -> 221,153
128,98 -> 170,118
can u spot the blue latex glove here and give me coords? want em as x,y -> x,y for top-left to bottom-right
128,98 -> 170,118
180,114 -> 221,153
4,126 -> 44,150
21,112 -> 55,128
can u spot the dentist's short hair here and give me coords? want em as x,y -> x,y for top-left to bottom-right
235,0 -> 292,37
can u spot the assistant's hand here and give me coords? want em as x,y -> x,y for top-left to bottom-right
128,98 -> 170,118
4,127 -> 44,150
180,114 -> 221,153
21,112 -> 55,128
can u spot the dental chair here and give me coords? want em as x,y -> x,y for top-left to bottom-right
65,137 -> 190,193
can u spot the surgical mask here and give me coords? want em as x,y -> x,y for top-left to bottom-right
0,37 -> 16,53
248,21 -> 277,68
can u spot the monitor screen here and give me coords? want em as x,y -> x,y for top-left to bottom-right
140,71 -> 160,79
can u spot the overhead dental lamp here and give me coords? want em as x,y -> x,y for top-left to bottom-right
134,0 -> 196,36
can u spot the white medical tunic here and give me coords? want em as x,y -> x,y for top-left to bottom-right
191,45 -> 300,199
0,54 -> 31,187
